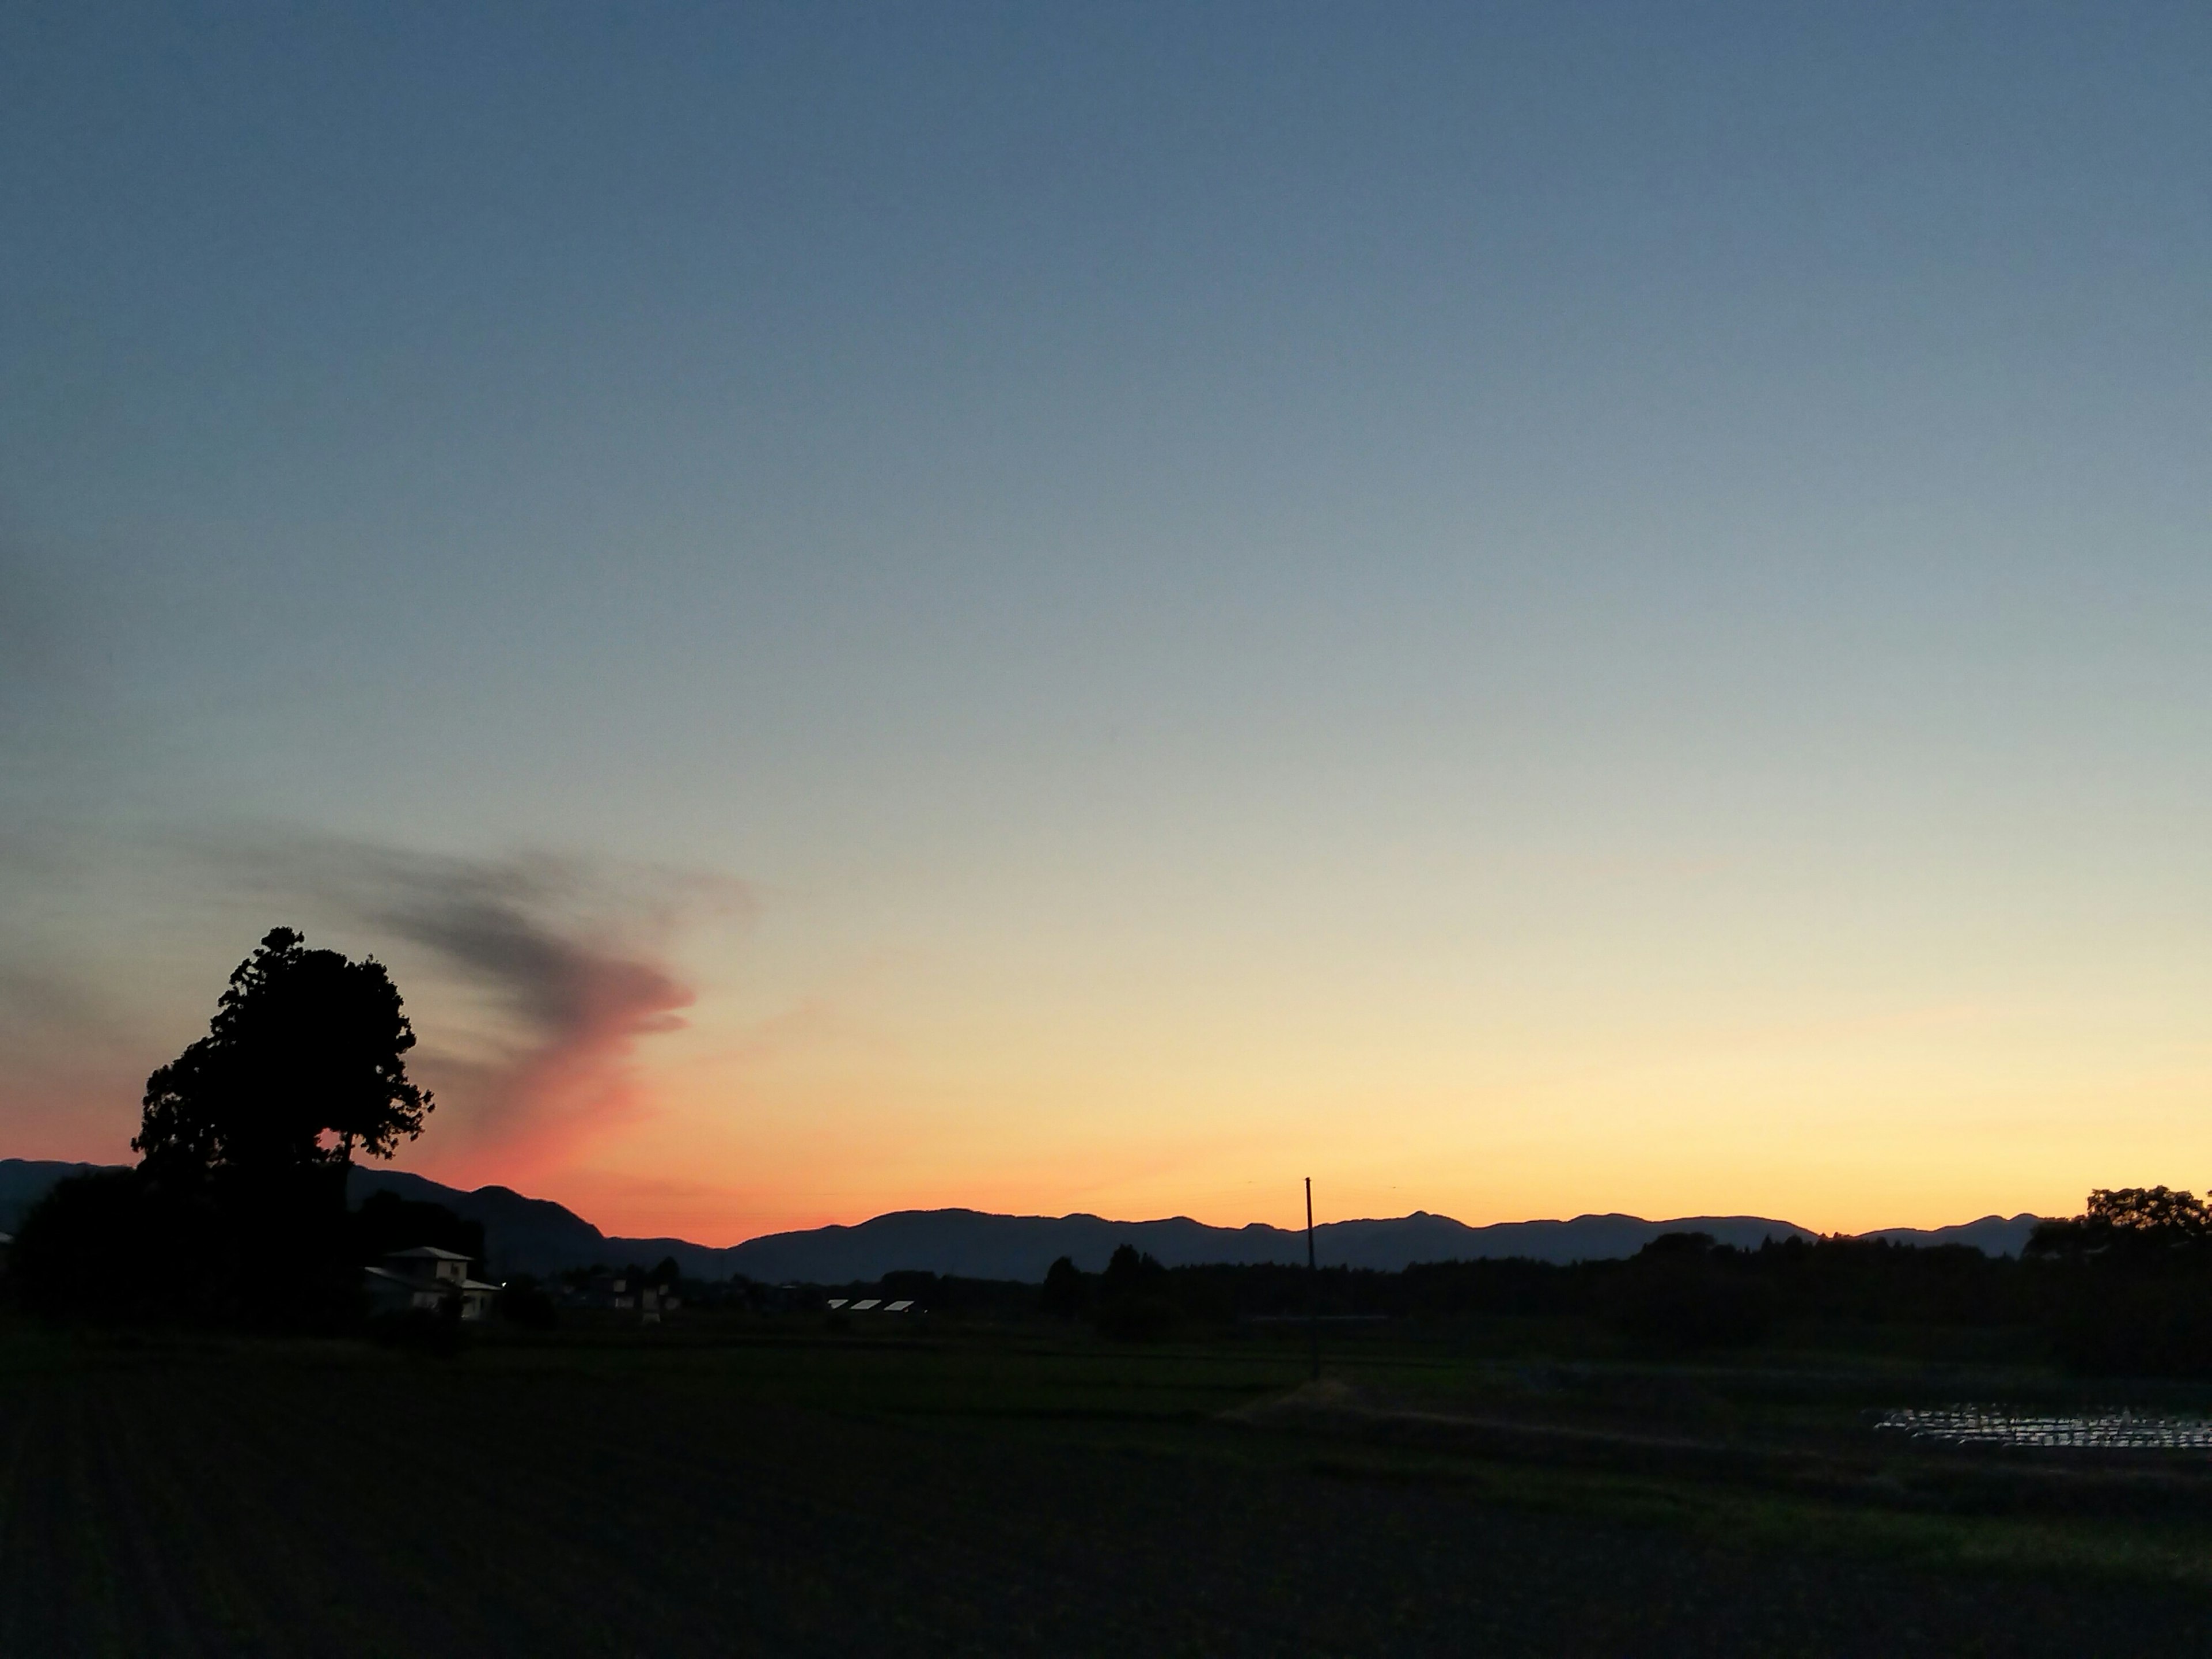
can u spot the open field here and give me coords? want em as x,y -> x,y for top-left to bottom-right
2,1317 -> 2209,1657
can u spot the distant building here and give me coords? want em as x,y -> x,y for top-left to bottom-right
363,1245 -> 498,1323
554,1270 -> 680,1322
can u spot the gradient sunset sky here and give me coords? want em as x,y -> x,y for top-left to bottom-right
5,3 -> 2210,1242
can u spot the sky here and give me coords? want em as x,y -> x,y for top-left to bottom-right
4,2 -> 2210,1242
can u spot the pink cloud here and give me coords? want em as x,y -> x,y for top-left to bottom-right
223,836 -> 746,1181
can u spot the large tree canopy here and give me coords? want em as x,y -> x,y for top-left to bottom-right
134,927 -> 434,1179
2024,1186 -> 2212,1270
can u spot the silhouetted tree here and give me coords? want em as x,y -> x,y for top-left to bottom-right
1603,1232 -> 1776,1350
1095,1244 -> 1174,1340
17,929 -> 437,1330
2089,1187 -> 2212,1234
1101,1243 -> 1165,1294
134,927 -> 433,1181
1039,1255 -> 1089,1316
2028,1188 -> 2212,1375
2027,1187 -> 2212,1263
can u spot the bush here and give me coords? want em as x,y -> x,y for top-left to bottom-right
1601,1234 -> 1776,1351
496,1278 -> 559,1331
1093,1244 -> 1175,1341
10,1165 -> 357,1331
1039,1256 -> 1089,1317
10,1170 -> 205,1323
2044,1270 -> 2212,1377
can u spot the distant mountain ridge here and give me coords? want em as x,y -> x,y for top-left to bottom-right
0,1158 -> 2050,1280
700,1207 -> 2048,1284
1860,1215 -> 2048,1257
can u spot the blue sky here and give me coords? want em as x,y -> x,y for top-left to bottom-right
4,3 -> 2209,1238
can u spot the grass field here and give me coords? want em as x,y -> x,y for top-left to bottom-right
3,1315 -> 2209,1656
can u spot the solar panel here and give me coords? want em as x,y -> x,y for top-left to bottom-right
850,1298 -> 881,1310
884,1300 -> 914,1312
825,1298 -> 849,1309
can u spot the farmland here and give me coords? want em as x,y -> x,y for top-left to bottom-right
3,1316 -> 2208,1656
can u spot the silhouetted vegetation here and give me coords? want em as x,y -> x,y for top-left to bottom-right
11,928 -> 453,1331
9,1167 -> 220,1324
495,1275 -> 560,1330
1091,1243 -> 1173,1339
1597,1232 -> 1778,1350
1039,1255 -> 1088,1317
1022,1229 -> 2025,1351
1001,1192 -> 2212,1374
135,926 -> 432,1180
2024,1187 -> 2212,1376
10,1160 -> 358,1328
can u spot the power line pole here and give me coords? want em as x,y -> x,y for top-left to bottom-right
1306,1175 -> 1319,1382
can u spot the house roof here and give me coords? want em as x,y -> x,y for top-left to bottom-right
386,1245 -> 472,1262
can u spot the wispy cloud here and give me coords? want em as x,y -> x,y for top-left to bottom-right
216,835 -> 751,1175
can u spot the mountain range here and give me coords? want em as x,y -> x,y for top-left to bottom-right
0,1158 -> 2049,1281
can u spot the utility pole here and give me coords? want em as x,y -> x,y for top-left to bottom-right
1306,1176 -> 1319,1382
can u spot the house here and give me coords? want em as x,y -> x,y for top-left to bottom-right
363,1245 -> 499,1323
554,1269 -> 681,1322
565,1270 -> 636,1309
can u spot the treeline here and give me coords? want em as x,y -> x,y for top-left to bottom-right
1021,1189 -> 2212,1376
2018,1187 -> 2212,1376
1185,1232 -> 2027,1329
1031,1234 -> 2020,1349
11,1172 -> 478,1330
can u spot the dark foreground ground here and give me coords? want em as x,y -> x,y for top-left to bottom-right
1,1320 -> 2207,1657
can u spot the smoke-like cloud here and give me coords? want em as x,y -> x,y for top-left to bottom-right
214,835 -> 752,1175
5,534 -> 748,1172
0,536 -> 137,1153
